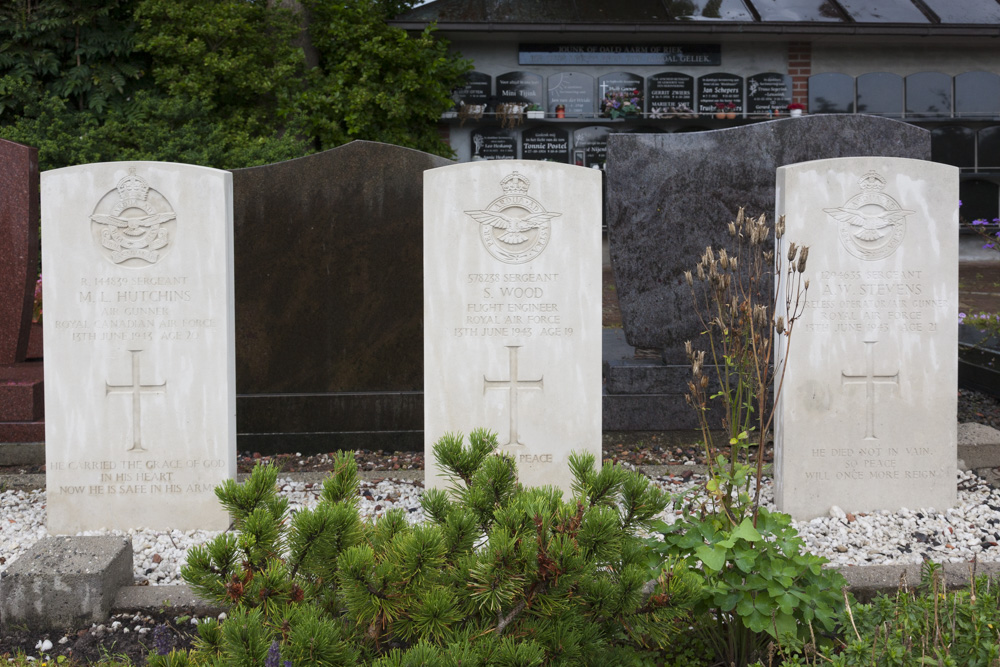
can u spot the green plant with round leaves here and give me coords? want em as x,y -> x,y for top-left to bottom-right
645,505 -> 846,667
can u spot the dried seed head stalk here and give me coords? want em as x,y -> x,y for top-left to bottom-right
787,241 -> 798,262
797,246 -> 809,273
775,214 -> 785,239
728,221 -> 737,237
718,248 -> 729,270
775,315 -> 786,335
684,270 -> 694,286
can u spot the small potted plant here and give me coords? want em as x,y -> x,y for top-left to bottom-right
525,103 -> 545,120
725,102 -> 738,119
714,102 -> 728,119
788,102 -> 806,117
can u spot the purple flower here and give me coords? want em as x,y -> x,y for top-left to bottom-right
984,243 -> 995,249
973,218 -> 988,225
265,640 -> 282,667
152,624 -> 170,656
959,312 -> 967,322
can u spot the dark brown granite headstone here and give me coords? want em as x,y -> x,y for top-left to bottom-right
0,139 -> 38,364
232,141 -> 452,452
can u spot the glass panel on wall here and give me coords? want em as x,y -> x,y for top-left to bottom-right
837,0 -> 929,22
664,0 -> 755,21
960,180 -> 999,224
547,72 -> 595,117
573,126 -> 613,168
808,73 -> 855,113
698,73 -> 744,115
471,129 -> 517,160
906,72 -> 953,118
747,72 -> 791,117
749,0 -> 844,21
496,72 -> 544,106
920,0 -> 1000,23
453,71 -> 491,108
931,127 -> 975,168
978,127 -> 1000,169
955,72 -> 1000,118
856,72 -> 903,116
522,127 -> 570,163
647,72 -> 695,117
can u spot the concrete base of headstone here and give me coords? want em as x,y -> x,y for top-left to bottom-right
0,536 -> 133,631
958,422 -> 1000,470
603,330 -> 719,430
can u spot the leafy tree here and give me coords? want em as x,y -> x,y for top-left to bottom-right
0,0 -> 467,168
292,0 -> 471,156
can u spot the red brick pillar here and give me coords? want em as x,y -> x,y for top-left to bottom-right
788,42 -> 812,110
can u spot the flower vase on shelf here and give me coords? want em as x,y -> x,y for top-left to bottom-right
790,108 -> 803,117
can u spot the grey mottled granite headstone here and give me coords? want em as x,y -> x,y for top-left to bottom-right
606,115 -> 929,362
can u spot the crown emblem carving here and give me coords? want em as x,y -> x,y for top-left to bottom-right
117,168 -> 150,201
500,172 -> 530,195
858,170 -> 886,192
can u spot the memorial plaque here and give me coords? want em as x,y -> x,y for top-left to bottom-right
598,72 -> 644,111
573,126 -> 613,168
42,162 -> 235,533
472,129 -> 517,160
520,43 -> 720,67
698,73 -> 744,114
647,72 -> 695,116
905,72 -> 953,118
424,162 -> 602,492
746,73 -> 792,115
547,72 -> 595,117
808,73 -> 856,113
775,156 -> 957,520
955,71 -> 1000,118
856,72 -> 903,116
453,71 -> 491,106
496,71 -> 544,106
522,127 -> 570,163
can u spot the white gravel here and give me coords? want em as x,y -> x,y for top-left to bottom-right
3,470 -> 1000,585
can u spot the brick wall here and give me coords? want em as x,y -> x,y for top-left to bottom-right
788,42 -> 812,109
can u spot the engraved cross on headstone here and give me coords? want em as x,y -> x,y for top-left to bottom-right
106,349 -> 166,452
841,339 -> 899,440
484,345 -> 543,448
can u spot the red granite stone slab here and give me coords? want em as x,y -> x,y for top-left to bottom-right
0,421 -> 45,442
0,139 -> 39,364
0,361 -> 44,421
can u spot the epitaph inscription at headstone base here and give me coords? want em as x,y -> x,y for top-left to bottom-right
424,162 -> 601,492
42,162 -> 235,533
774,157 -> 957,520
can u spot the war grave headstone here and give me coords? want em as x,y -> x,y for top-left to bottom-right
496,71 -> 544,106
233,141 -> 451,452
774,156 -> 957,520
604,115 -> 930,430
746,73 -> 792,118
547,72 -> 595,117
0,138 -> 44,446
647,72 -> 695,118
424,162 -> 602,491
42,161 -> 235,532
472,129 -> 517,160
522,127 -> 570,163
698,73 -> 744,116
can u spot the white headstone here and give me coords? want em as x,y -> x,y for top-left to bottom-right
775,156 -> 958,520
424,161 -> 602,491
42,162 -> 235,533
